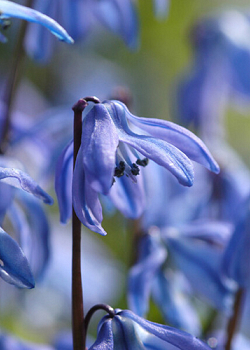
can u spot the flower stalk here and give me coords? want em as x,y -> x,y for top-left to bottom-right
72,99 -> 88,350
224,287 -> 244,350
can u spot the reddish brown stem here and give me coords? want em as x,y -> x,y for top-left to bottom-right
72,99 -> 88,350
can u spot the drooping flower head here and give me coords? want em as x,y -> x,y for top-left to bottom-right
56,98 -> 219,235
87,307 -> 211,350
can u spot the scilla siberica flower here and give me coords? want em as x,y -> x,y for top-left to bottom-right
25,0 -> 138,62
56,99 -> 219,235
0,0 -> 73,44
88,308 -> 211,350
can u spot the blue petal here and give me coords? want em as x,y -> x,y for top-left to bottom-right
0,227 -> 34,288
114,101 -> 219,174
0,167 -> 53,204
108,172 -> 145,219
221,203 -> 250,288
104,101 -> 194,186
89,319 -> 114,350
118,310 -> 211,350
112,316 -> 145,350
128,233 -> 167,317
72,144 -> 106,235
152,271 -> 201,335
94,0 -> 139,50
0,0 -> 74,43
9,191 -> 50,280
55,141 -> 73,223
164,233 -> 234,311
81,104 -> 119,195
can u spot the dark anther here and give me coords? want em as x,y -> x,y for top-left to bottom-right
131,163 -> 140,176
114,161 -> 125,177
136,158 -> 149,167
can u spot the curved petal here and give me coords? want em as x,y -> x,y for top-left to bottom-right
152,271 -> 201,335
119,310 -> 211,350
108,172 -> 145,219
165,235 -> 234,311
94,0 -> 139,50
0,227 -> 35,288
113,316 -> 145,350
103,101 -> 194,186
0,167 -> 53,204
0,0 -> 74,43
10,191 -> 50,280
89,319 -> 114,350
114,100 -> 219,174
81,104 -> 119,195
55,141 -> 73,223
128,233 -> 167,317
73,145 -> 106,235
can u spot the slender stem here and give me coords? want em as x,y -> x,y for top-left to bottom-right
85,304 -> 115,334
0,0 -> 34,154
72,99 -> 88,350
224,288 -> 244,350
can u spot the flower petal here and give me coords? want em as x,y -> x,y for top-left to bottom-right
128,233 -> 167,317
108,172 -> 145,219
73,145 -> 106,235
119,310 -> 211,350
113,316 -> 145,350
89,319 -> 114,350
0,227 -> 34,288
115,101 -> 220,174
104,101 -> 194,186
0,167 -> 53,204
0,0 -> 74,43
55,141 -> 73,223
81,104 -> 119,195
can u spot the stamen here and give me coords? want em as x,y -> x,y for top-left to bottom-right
0,19 -> 11,30
114,161 -> 125,177
136,158 -> 149,167
131,163 -> 140,176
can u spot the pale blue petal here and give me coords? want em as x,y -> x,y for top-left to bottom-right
0,0 -> 74,43
104,101 -> 194,186
128,234 -> 167,317
152,271 -> 201,335
165,234 -> 234,311
81,104 -> 119,195
72,145 -> 106,235
55,141 -> 73,223
0,227 -> 34,288
95,0 -> 139,50
153,0 -> 169,20
10,191 -> 50,280
0,167 -> 53,204
108,172 -> 145,219
113,316 -> 145,350
89,319 -> 114,350
119,310 -> 211,350
114,101 -> 219,174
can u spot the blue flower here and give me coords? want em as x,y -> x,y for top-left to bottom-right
0,0 -> 74,44
0,163 -> 53,287
0,331 -> 53,349
25,0 -> 138,62
89,308 -> 211,350
128,221 -> 234,331
55,99 -> 219,235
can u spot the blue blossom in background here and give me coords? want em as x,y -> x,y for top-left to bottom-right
176,10 -> 250,139
0,332 -> 53,350
153,0 -> 169,19
89,308 -> 211,350
0,162 -> 53,287
25,0 -> 138,62
55,99 -> 219,235
0,0 -> 73,44
128,221 -> 235,331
